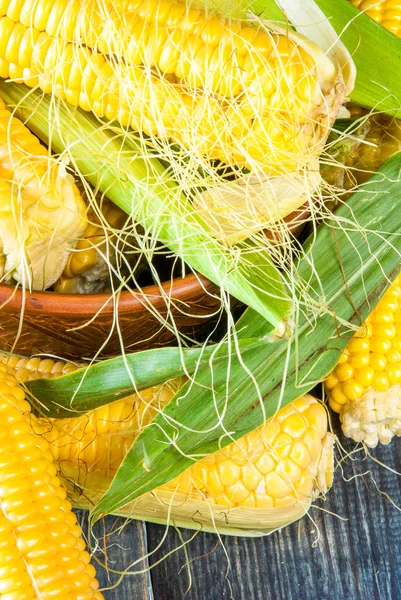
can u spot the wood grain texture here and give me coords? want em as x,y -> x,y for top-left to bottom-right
77,431 -> 401,600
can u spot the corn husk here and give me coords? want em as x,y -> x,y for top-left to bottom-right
25,153 -> 401,524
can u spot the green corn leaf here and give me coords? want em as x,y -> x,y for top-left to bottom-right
27,337 -> 261,418
92,153 -> 401,519
0,80 -> 290,330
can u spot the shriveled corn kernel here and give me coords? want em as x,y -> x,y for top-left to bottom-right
0,0 -> 342,174
0,96 -> 86,290
0,362 -> 102,599
326,273 -> 401,446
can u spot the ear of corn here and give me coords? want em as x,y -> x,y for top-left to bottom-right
0,361 -> 103,598
0,97 -> 86,290
325,273 -> 401,447
0,79 -> 293,331
6,352 -> 333,534
53,391 -> 333,533
0,0 -> 343,175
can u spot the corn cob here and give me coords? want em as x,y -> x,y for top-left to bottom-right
57,200 -> 126,294
0,354 -> 80,382
325,273 -> 401,447
0,1 -> 343,175
0,360 -> 103,599
37,389 -> 333,510
0,353 -> 334,532
0,97 -> 87,290
164,395 -> 333,509
350,0 -> 401,37
7,356 -> 332,514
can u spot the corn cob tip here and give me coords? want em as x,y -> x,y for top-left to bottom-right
0,97 -> 87,290
339,385 -> 401,447
326,272 -> 401,447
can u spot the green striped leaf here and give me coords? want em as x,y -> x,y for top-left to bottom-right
27,337 -> 261,418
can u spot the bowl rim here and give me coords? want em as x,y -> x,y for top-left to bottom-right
0,273 -> 215,315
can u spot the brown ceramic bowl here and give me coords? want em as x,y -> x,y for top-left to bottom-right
0,204 -> 309,360
0,274 -> 223,359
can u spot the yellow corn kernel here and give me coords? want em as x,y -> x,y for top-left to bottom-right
55,199 -> 131,294
0,354 -> 80,383
0,0 -> 342,174
325,272 -> 401,447
351,0 -> 401,37
34,378 -> 184,474
164,394 -> 333,508
0,96 -> 86,290
0,361 -> 102,599
31,384 -> 332,510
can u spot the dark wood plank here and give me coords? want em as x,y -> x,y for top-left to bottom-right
146,437 -> 401,600
74,513 -> 153,599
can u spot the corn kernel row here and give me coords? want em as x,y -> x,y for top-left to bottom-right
0,361 -> 102,599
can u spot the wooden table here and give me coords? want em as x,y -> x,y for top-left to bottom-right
76,429 -> 401,600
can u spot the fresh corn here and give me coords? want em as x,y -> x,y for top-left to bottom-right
0,354 -> 79,382
57,200 -> 126,294
0,353 -> 334,527
164,394 -> 333,509
325,272 -> 401,447
0,97 -> 87,290
32,388 -> 333,510
0,0 -> 343,175
3,353 -> 333,520
0,360 -> 103,599
34,379 -> 184,476
350,0 -> 401,37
